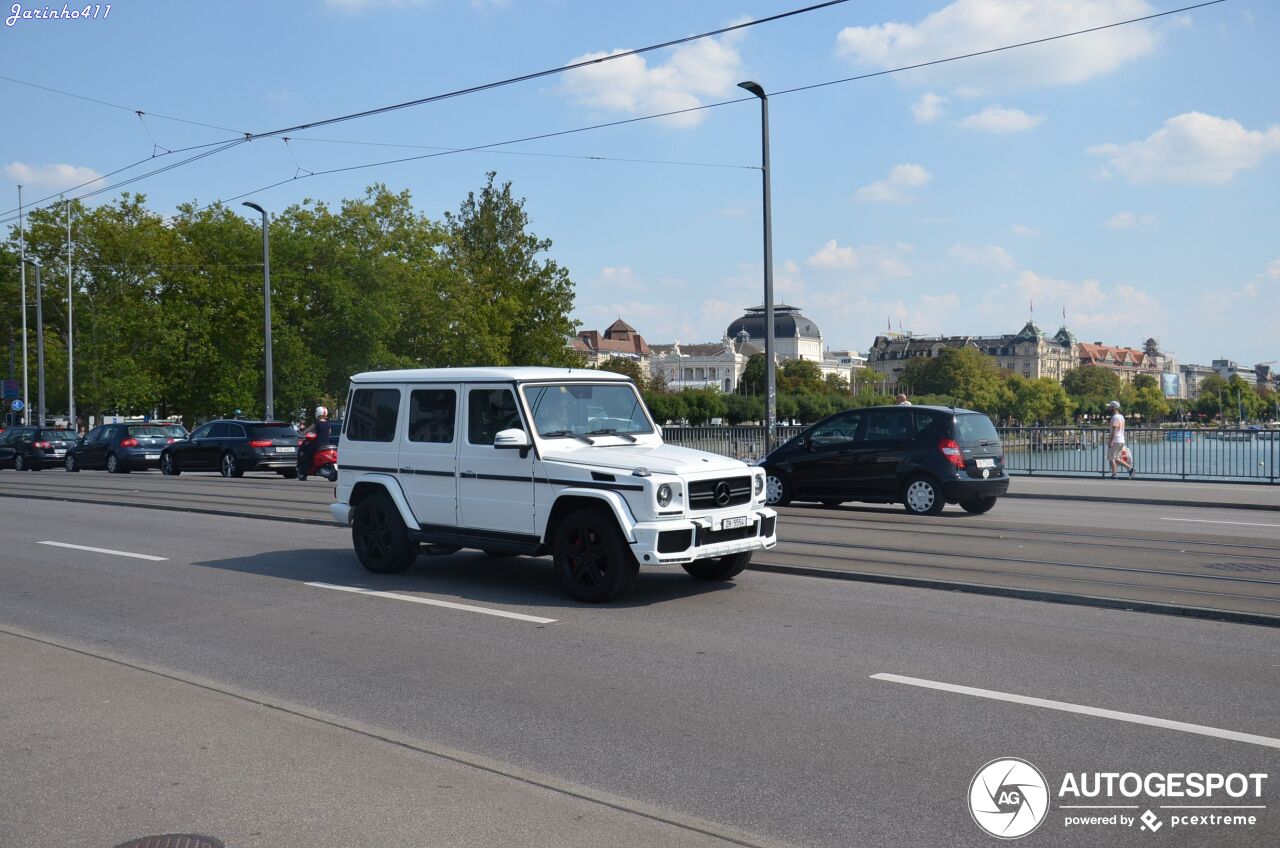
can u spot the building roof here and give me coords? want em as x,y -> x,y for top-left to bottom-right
1078,342 -> 1152,368
726,304 -> 822,341
575,321 -> 651,356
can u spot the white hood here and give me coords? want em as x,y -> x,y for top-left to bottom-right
540,441 -> 747,477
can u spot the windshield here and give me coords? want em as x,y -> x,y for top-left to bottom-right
39,430 -> 78,441
161,424 -> 188,437
127,426 -> 171,437
248,423 -> 299,439
523,383 -> 652,438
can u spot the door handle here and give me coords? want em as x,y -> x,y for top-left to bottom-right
460,471 -> 477,479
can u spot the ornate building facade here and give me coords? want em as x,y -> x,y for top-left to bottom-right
866,321 -> 1079,388
570,319 -> 652,368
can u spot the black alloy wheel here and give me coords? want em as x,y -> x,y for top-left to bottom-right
160,452 -> 181,476
352,493 -> 417,574
65,453 -> 78,472
220,451 -> 243,478
683,551 -> 752,581
106,452 -> 129,474
14,453 -> 27,471
553,508 -> 639,603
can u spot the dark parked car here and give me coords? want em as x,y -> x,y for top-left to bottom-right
159,419 -> 301,478
0,426 -> 80,471
760,405 -> 1009,516
65,423 -> 181,473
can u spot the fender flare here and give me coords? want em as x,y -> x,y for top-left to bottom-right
550,487 -> 639,543
348,473 -> 418,529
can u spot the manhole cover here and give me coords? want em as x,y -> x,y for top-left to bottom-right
1204,562 -> 1280,573
114,836 -> 224,848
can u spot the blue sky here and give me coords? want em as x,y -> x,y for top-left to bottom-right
2,0 -> 1277,367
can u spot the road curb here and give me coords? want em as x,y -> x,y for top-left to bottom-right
748,561 -> 1280,629
1004,492 -> 1280,512
0,490 -> 340,527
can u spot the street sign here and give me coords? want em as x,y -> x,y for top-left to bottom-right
11,399 -> 24,412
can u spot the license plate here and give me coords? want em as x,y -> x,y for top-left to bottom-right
976,458 -> 995,468
276,446 -> 295,454
720,516 -> 749,530
52,450 -> 65,456
145,454 -> 160,460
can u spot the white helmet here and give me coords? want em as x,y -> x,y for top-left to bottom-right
315,405 -> 329,418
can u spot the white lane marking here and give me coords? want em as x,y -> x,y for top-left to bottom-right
306,582 -> 557,624
871,673 -> 1280,750
1160,517 -> 1280,528
38,541 -> 168,561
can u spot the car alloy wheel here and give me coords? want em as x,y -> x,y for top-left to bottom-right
161,453 -> 179,476
765,473 -> 790,506
553,508 -> 638,603
220,452 -> 240,478
106,453 -> 120,474
65,453 -> 77,472
15,454 -> 26,471
903,476 -> 944,516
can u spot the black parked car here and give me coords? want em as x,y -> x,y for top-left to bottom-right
0,426 -> 80,471
760,405 -> 1009,516
159,419 -> 301,478
65,423 -> 181,473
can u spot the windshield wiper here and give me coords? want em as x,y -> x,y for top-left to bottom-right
541,430 -> 595,445
585,428 -> 638,443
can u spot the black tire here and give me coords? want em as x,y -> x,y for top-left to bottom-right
220,451 -> 243,478
552,507 -> 639,603
902,475 -> 945,516
683,551 -> 752,581
278,468 -> 298,479
14,453 -> 28,472
106,452 -> 129,474
960,496 -> 998,515
352,492 -> 418,574
319,464 -> 337,482
160,452 -> 181,476
65,453 -> 79,472
764,471 -> 791,507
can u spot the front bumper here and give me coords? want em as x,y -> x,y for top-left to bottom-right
630,507 -> 778,565
330,502 -> 353,525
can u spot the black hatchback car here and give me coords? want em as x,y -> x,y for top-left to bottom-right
761,405 -> 1009,515
159,419 -> 301,478
0,426 -> 80,471
65,423 -> 181,473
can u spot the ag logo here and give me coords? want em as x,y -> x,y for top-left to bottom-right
968,758 -> 1050,839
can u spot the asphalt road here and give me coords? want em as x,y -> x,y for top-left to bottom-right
1,495 -> 1278,847
4,469 -> 1278,622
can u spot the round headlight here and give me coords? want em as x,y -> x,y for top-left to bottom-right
754,475 -> 765,496
657,483 -> 673,507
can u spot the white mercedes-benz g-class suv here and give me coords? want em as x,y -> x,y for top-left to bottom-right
330,367 -> 777,602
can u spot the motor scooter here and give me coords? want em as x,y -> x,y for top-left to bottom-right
298,431 -> 338,482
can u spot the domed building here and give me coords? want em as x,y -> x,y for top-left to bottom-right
725,304 -> 825,362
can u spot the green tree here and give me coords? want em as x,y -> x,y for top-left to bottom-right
1062,366 -> 1123,419
643,389 -> 686,425
1008,376 -> 1075,425
779,359 -> 823,394
902,347 -> 1005,413
596,357 -> 647,390
737,353 -> 765,396
1130,384 -> 1170,423
679,387 -> 727,426
724,392 -> 763,425
795,392 -> 833,424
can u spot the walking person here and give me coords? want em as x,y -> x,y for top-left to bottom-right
297,405 -> 331,482
1106,400 -> 1134,479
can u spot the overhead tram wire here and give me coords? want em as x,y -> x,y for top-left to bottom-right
167,0 -> 1225,220
0,0 -> 852,223
0,73 -> 247,134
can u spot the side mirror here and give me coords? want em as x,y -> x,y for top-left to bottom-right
494,428 -> 530,455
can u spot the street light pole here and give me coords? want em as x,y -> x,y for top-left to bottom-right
66,198 -> 75,429
242,202 -> 274,421
18,185 -> 29,425
738,80 -> 777,454
34,262 -> 46,427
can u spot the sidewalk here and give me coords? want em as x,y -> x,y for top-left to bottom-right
0,629 -> 772,848
1006,474 -> 1280,511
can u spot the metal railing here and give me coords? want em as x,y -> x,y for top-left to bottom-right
660,424 -> 1280,483
999,427 -> 1278,482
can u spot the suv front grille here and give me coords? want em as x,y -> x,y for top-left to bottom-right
688,476 -> 752,510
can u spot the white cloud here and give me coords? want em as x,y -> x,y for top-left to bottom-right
559,24 -> 745,128
807,239 -> 858,270
948,243 -> 1016,270
1089,112 -> 1280,184
957,105 -> 1044,133
1012,224 -> 1041,237
1106,211 -> 1156,229
836,0 -> 1159,93
3,162 -> 102,189
912,92 -> 947,123
594,266 -> 647,292
991,270 -> 1164,333
855,163 -> 931,203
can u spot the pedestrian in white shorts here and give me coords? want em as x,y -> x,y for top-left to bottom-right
1107,399 -> 1134,479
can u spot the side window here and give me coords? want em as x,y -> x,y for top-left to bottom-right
85,426 -> 102,442
808,411 -> 863,447
208,423 -> 233,439
866,409 -> 914,441
227,423 -> 247,439
190,424 -> 213,440
913,410 -> 949,440
347,388 -> 401,443
409,389 -> 456,444
468,388 -> 520,445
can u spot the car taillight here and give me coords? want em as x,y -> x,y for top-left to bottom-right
34,441 -> 51,449
249,439 -> 273,448
939,437 -> 965,470
166,438 -> 177,444
305,431 -> 317,440
120,438 -> 139,447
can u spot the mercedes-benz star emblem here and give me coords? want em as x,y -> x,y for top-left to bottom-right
714,481 -> 733,507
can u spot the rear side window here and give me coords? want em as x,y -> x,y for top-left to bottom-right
956,413 -> 1000,445
347,388 -> 401,442
912,410 -> 950,439
468,389 -> 520,445
409,389 -> 456,443
865,408 -> 913,441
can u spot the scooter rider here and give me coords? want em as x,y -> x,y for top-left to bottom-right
297,405 -> 331,481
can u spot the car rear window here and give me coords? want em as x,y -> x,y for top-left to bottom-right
127,426 -> 170,437
39,430 -> 78,440
248,423 -> 299,439
955,413 -> 1000,445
